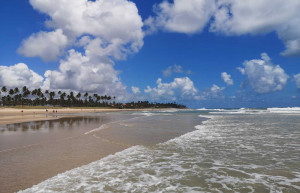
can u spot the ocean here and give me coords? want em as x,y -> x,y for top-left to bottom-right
19,108 -> 300,192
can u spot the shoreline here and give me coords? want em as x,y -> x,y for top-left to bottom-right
0,109 -> 200,193
0,107 -> 172,125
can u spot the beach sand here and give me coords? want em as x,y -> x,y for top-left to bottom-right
0,110 -> 199,193
0,108 -> 138,125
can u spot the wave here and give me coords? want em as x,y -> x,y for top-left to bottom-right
85,115 -> 147,135
197,108 -> 225,111
206,107 -> 300,115
267,107 -> 300,114
19,113 -> 300,192
132,111 -> 155,116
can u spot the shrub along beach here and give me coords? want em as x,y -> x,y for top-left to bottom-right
0,85 -> 186,125
0,86 -> 186,109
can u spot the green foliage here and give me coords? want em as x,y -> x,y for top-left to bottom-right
0,86 -> 186,109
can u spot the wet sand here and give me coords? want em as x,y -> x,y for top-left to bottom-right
0,108 -> 146,125
0,112 -> 202,193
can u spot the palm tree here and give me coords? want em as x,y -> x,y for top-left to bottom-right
9,89 -> 14,96
1,86 -> 7,93
76,92 -> 81,100
14,87 -> 19,94
93,93 -> 98,99
1,86 -> 7,106
6,95 -> 11,106
37,88 -> 42,98
31,89 -> 37,96
101,96 -> 104,105
22,86 -> 30,107
36,88 -> 43,106
84,92 -> 88,100
14,94 -> 21,106
88,96 -> 93,103
9,89 -> 14,105
76,92 -> 81,106
96,95 -> 101,105
49,91 -> 56,106
93,94 -> 99,105
45,90 -> 49,102
60,92 -> 66,106
104,95 -> 108,106
84,92 -> 89,106
107,96 -> 111,105
22,86 -> 28,94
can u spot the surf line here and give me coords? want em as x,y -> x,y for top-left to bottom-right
92,134 -> 131,148
84,114 -> 154,135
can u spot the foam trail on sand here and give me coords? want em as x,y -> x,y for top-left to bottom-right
84,115 -> 147,135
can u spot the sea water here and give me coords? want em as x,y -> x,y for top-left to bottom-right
20,109 -> 300,192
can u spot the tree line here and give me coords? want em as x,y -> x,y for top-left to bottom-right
0,86 -> 186,109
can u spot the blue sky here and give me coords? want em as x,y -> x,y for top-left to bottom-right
0,0 -> 300,108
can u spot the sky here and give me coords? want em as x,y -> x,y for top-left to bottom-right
0,0 -> 300,108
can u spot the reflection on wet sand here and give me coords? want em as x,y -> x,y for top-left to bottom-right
0,112 -> 139,193
0,116 -> 108,133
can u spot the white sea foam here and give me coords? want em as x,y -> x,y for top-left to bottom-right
158,108 -> 179,113
267,107 -> 300,114
84,115 -> 145,134
132,111 -> 155,116
20,113 -> 300,192
207,107 -> 300,115
197,108 -> 225,111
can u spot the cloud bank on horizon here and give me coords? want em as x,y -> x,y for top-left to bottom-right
0,0 -> 300,106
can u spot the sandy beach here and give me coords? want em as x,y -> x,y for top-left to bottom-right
0,109 -> 200,193
0,107 -> 142,125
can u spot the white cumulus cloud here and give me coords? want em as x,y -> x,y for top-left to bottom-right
28,0 -> 144,59
144,77 -> 198,101
148,0 -> 300,56
15,0 -> 145,100
201,84 -> 225,99
210,0 -> 300,56
162,64 -> 191,77
221,72 -> 233,85
146,0 -> 216,34
294,74 -> 300,89
238,53 -> 289,94
18,29 -> 68,61
131,86 -> 141,94
42,49 -> 128,99
0,63 -> 44,89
